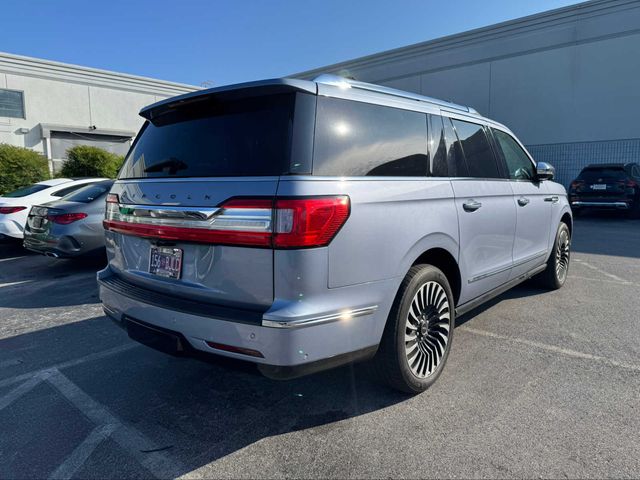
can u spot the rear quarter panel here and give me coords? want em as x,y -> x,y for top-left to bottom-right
276,177 -> 459,288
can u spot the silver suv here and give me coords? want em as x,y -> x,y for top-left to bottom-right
98,75 -> 572,393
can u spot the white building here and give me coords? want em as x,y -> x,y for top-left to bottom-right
296,0 -> 640,186
0,52 -> 198,173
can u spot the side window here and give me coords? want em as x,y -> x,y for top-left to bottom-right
428,114 -> 448,177
51,183 -> 92,198
633,165 -> 640,178
442,116 -> 469,177
313,97 -> 428,176
451,119 -> 501,179
492,128 -> 536,181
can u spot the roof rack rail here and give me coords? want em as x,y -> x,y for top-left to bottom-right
313,74 -> 478,114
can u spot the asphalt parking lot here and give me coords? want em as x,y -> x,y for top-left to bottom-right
1,215 -> 639,479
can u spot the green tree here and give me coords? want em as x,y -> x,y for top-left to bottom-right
60,145 -> 124,179
0,144 -> 50,195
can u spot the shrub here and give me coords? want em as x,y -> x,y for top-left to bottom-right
0,144 -> 50,195
59,145 -> 124,179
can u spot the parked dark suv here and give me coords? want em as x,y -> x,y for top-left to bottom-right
569,163 -> 640,217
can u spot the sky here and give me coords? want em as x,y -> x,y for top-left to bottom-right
1,0 -> 579,87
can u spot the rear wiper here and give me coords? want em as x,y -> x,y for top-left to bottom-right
144,157 -> 188,175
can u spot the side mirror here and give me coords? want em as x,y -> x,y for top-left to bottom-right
536,162 -> 555,181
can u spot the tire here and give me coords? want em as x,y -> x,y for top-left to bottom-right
537,222 -> 571,290
372,265 -> 455,394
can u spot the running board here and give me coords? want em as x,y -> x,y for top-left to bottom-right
455,263 -> 547,317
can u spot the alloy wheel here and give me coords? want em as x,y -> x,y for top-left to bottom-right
404,281 -> 451,378
555,229 -> 570,283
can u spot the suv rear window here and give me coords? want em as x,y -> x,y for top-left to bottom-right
119,93 -> 300,179
62,181 -> 114,203
578,167 -> 627,181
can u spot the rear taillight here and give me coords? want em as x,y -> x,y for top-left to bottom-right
103,195 -> 350,249
569,181 -> 584,191
47,213 -> 88,224
273,197 -> 350,248
615,179 -> 637,189
0,206 -> 27,214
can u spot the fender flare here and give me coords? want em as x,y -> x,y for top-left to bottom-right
396,232 -> 460,279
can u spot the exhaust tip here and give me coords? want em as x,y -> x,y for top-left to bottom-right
45,252 -> 59,258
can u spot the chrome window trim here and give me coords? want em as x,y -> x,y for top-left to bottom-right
115,176 -> 282,183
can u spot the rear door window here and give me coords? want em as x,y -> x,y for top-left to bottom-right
442,116 -> 469,177
119,93 -> 300,179
451,119 -> 502,179
428,115 -> 449,177
313,97 -> 428,176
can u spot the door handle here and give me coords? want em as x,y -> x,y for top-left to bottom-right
517,197 -> 530,207
463,199 -> 482,212
544,196 -> 559,204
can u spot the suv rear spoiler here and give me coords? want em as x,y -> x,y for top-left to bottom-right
140,78 -> 317,121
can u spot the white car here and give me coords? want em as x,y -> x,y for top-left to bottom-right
0,178 -> 108,239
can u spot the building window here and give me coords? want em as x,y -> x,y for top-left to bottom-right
0,88 -> 26,119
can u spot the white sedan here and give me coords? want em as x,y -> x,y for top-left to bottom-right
0,178 -> 108,239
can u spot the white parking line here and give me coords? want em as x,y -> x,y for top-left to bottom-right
459,326 -> 640,373
48,370 -> 186,480
0,257 -> 22,263
568,274 -> 639,287
0,343 -> 138,389
48,423 -> 117,480
573,258 -> 629,283
0,279 -> 33,288
0,371 -> 51,411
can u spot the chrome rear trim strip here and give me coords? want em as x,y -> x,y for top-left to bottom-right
118,204 -> 220,220
571,201 -> 628,208
262,305 -> 378,329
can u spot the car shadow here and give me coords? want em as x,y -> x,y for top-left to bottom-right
0,315 -> 410,478
0,237 -> 31,259
0,254 -> 106,309
455,282 -> 547,328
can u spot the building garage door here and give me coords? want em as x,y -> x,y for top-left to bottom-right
50,131 -> 132,159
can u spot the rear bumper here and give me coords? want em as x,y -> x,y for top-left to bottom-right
98,267 -> 393,374
571,200 -> 630,209
0,219 -> 24,239
23,233 -> 85,257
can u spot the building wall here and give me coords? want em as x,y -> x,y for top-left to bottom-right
0,52 -> 198,172
295,0 -> 640,186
